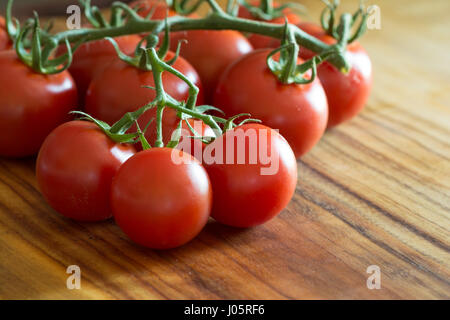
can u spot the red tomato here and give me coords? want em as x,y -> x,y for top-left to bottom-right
298,22 -> 373,127
85,50 -> 202,124
111,148 -> 212,249
203,123 -> 297,228
56,34 -> 142,105
130,0 -> 177,19
214,49 -> 328,158
130,0 -> 198,19
238,0 -> 300,49
36,121 -> 136,221
85,50 -> 203,145
0,16 -> 12,51
169,30 -> 253,103
0,50 -> 78,157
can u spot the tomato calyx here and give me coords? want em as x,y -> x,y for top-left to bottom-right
320,0 -> 368,44
266,21 -> 342,84
8,10 -> 78,74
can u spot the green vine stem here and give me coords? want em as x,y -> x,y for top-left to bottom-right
6,0 -> 353,74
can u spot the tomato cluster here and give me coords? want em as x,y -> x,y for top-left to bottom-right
0,0 -> 372,249
36,121 -> 297,249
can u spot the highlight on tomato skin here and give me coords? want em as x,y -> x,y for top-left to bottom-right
297,22 -> 373,128
213,49 -> 328,159
202,123 -> 298,228
0,50 -> 78,158
111,147 -> 212,250
0,16 -> 13,51
36,121 -> 136,222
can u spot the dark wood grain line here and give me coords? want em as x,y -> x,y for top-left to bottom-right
195,237 -> 293,299
0,174 -> 168,299
327,131 -> 450,214
358,113 -> 450,161
300,162 -> 450,291
367,98 -> 450,147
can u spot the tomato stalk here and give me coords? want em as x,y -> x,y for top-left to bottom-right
6,0 -> 354,74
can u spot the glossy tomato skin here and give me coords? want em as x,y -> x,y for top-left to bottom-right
36,121 -> 136,221
238,1 -> 300,49
0,16 -> 12,51
111,148 -> 212,249
298,22 -> 373,128
85,50 -> 203,146
85,50 -> 202,124
214,49 -> 328,158
169,30 -> 253,103
0,50 -> 78,157
57,35 -> 142,105
129,0 -> 177,19
203,124 -> 297,228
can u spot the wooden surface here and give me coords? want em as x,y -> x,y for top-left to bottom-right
0,0 -> 449,299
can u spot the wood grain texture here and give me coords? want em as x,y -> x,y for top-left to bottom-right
0,0 -> 449,299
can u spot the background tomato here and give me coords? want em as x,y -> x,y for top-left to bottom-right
203,123 -> 297,228
0,16 -> 12,51
111,148 -> 212,249
0,50 -> 78,157
214,49 -> 328,158
298,22 -> 373,127
130,0 -> 177,19
169,30 -> 253,103
36,121 -> 136,221
56,34 -> 142,105
85,50 -> 203,145
238,0 -> 300,49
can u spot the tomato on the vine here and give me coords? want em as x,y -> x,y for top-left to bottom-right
298,22 -> 373,127
203,123 -> 297,228
169,30 -> 253,103
85,50 -> 203,145
238,0 -> 300,49
0,16 -> 12,51
111,148 -> 212,249
0,50 -> 78,157
214,49 -> 328,158
130,0 -> 177,19
130,0 -> 199,19
36,121 -> 136,221
56,34 -> 142,104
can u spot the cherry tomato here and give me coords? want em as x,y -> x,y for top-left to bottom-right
85,50 -> 203,146
129,0 -> 177,19
297,22 -> 372,127
0,16 -> 12,51
0,50 -> 78,157
56,34 -> 142,105
169,30 -> 253,103
111,147 -> 212,249
85,50 -> 202,124
214,49 -> 328,158
203,123 -> 297,228
130,0 -> 198,19
238,0 -> 300,49
36,121 -> 136,221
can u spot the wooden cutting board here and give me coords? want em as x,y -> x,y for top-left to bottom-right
0,0 -> 448,299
